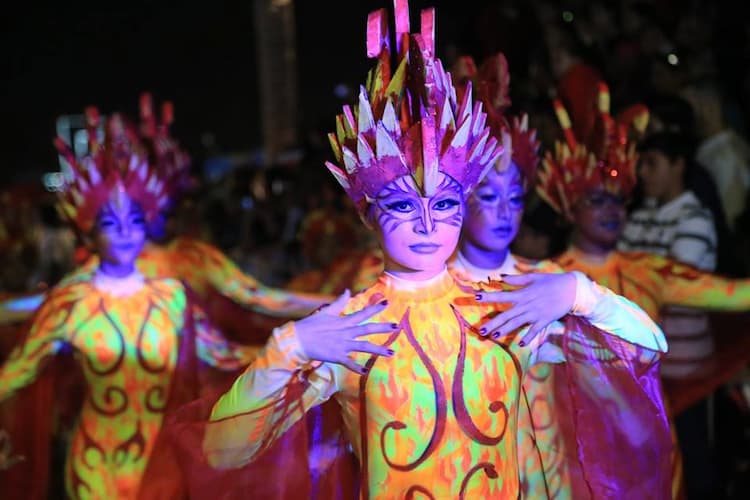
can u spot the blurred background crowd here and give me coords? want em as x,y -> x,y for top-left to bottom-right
4,0 -> 750,294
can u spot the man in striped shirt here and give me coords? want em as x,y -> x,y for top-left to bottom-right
619,131 -> 718,378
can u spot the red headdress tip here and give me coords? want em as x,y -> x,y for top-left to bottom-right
326,1 -> 502,212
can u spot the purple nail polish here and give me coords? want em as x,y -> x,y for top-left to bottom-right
387,349 -> 394,356
492,332 -> 500,339
475,294 -> 483,301
519,340 -> 526,347
391,323 -> 399,329
479,327 -> 487,335
361,367 -> 368,374
380,299 -> 389,306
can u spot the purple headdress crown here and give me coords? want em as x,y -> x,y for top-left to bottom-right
325,0 -> 504,212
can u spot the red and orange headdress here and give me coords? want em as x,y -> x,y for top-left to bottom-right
536,82 -> 649,218
138,92 -> 193,203
325,0 -> 504,213
54,107 -> 171,233
453,53 -> 541,191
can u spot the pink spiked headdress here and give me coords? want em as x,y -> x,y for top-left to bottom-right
536,82 -> 649,218
453,53 -> 541,191
54,107 -> 171,233
325,0 -> 504,212
138,92 -> 193,203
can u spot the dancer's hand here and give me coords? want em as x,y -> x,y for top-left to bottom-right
475,272 -> 577,345
296,290 -> 398,373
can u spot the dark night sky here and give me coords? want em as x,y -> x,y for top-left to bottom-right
2,1 -> 481,187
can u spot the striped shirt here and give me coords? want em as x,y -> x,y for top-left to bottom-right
619,191 -> 717,271
618,190 -> 717,378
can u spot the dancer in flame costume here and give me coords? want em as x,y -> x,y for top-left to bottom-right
447,52 -> 578,498
0,94 -> 332,342
537,81 -> 750,499
0,109 -> 256,499
188,2 -> 672,498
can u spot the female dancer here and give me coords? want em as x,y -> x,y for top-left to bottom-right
0,94 -> 332,344
537,84 -> 750,499
0,110 -> 255,498
195,3 -> 672,498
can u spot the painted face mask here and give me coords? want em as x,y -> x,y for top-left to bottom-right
371,172 -> 463,274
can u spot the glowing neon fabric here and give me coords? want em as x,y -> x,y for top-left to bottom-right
201,270 -> 670,498
0,270 -> 255,499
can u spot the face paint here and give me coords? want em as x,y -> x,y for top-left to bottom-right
572,188 -> 627,251
371,172 -> 463,278
93,190 -> 147,276
463,163 -> 525,256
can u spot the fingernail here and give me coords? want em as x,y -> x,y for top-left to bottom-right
500,273 -> 508,278
475,294 -> 482,301
479,327 -> 487,336
391,323 -> 399,329
519,340 -> 526,347
361,367 -> 368,374
492,332 -> 500,339
380,300 -> 388,306
387,349 -> 394,356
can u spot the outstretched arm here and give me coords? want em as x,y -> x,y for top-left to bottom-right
658,259 -> 750,311
476,272 -> 667,355
204,293 -> 396,469
0,291 -> 73,401
185,239 -> 335,318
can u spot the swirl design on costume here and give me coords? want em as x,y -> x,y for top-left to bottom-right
90,386 -> 129,416
86,302 -> 125,375
459,462 -> 498,499
379,313 -> 447,471
70,423 -> 105,497
451,307 -> 508,445
405,485 -> 436,499
144,385 -> 168,413
113,420 -> 146,465
136,302 -> 168,373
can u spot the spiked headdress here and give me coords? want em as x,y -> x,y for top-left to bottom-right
138,92 -> 193,203
325,0 -> 504,213
54,107 -> 170,233
453,53 -> 541,190
536,82 -> 649,218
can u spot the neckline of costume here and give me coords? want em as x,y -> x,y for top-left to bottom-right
453,251 -> 517,281
566,246 -> 618,269
380,267 -> 457,302
92,269 -> 146,297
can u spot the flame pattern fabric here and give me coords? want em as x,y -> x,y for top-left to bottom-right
64,237 -> 327,320
0,271 -> 255,499
203,270 -> 670,498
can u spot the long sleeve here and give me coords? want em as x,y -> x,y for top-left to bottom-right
203,322 -> 340,469
657,259 -> 750,311
568,271 -> 667,352
0,292 -> 72,401
531,272 -> 667,366
184,239 -> 332,318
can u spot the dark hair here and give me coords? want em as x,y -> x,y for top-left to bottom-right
644,93 -> 695,134
638,132 -> 742,275
638,131 -> 697,184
